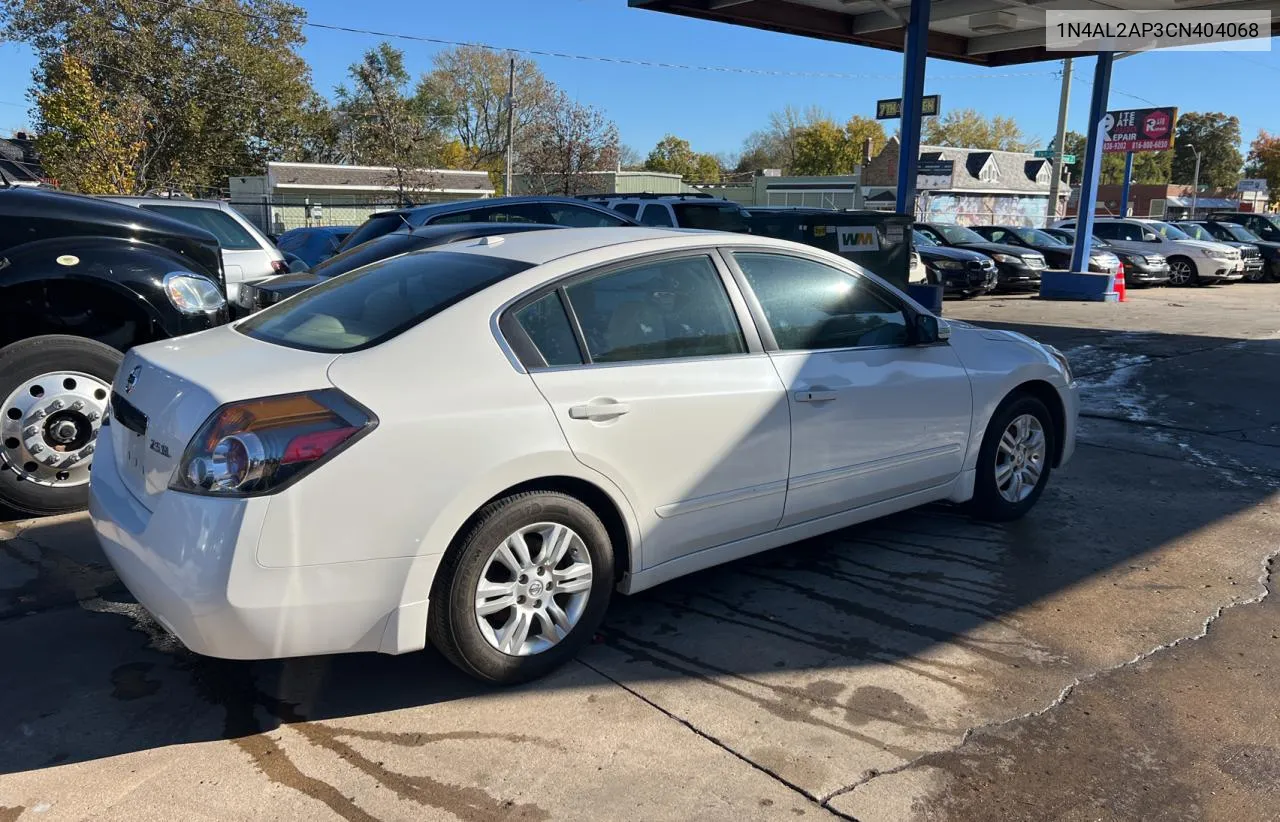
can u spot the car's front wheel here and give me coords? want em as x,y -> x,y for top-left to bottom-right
429,491 -> 615,684
969,394 -> 1055,522
1166,256 -> 1197,287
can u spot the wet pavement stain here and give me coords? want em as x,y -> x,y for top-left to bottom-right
603,628 -> 923,760
110,662 -> 161,700
842,686 -> 930,730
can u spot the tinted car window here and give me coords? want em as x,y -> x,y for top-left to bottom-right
1246,216 -> 1280,240
673,203 -> 748,232
638,204 -> 675,227
544,204 -> 629,228
564,255 -> 745,363
515,292 -> 582,366
612,202 -> 639,218
734,252 -> 910,351
340,214 -> 407,251
984,228 -> 1011,243
239,251 -> 531,352
139,205 -> 259,250
432,204 -> 547,225
1091,222 -> 1122,241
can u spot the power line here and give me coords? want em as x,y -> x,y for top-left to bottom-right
134,0 -> 1057,83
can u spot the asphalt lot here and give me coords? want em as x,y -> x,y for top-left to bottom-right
2,283 -> 1279,822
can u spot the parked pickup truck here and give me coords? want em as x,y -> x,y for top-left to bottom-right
0,185 -> 229,515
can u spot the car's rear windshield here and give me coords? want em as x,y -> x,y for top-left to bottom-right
673,203 -> 749,232
339,213 -> 407,251
238,250 -> 532,352
139,204 -> 260,250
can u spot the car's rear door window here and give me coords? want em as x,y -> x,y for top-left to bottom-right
563,255 -> 745,363
239,250 -> 531,352
544,204 -> 630,227
139,205 -> 260,250
638,205 -> 674,227
612,202 -> 639,219
514,293 -> 583,366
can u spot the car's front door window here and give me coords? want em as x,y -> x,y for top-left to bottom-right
637,205 -> 675,227
732,252 -> 910,350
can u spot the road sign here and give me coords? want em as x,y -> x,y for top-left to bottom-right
1034,150 -> 1077,163
916,159 -> 954,190
876,95 -> 940,120
1102,107 -> 1178,153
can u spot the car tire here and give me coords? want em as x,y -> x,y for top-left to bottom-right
1165,256 -> 1199,287
968,394 -> 1055,523
1245,267 -> 1266,283
429,491 -> 615,684
0,335 -> 123,517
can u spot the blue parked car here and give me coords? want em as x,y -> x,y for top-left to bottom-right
273,225 -> 355,267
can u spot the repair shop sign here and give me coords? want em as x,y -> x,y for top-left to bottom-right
1102,107 -> 1178,152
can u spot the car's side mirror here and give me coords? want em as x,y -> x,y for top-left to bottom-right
1143,232 -> 1159,242
914,314 -> 950,345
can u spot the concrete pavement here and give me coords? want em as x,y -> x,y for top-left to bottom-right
2,284 -> 1278,821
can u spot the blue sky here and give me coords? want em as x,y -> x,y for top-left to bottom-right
2,0 -> 1277,158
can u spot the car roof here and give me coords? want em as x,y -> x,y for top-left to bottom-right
104,196 -> 230,211
281,225 -> 355,234
431,226 -> 807,265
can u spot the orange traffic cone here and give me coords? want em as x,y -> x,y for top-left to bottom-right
1114,262 -> 1127,302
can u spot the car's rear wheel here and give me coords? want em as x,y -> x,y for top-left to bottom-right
0,336 -> 122,516
1245,266 -> 1267,283
1167,257 -> 1197,287
968,394 -> 1055,522
429,491 -> 615,684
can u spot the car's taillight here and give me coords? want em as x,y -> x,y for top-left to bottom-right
271,259 -> 290,276
170,389 -> 375,497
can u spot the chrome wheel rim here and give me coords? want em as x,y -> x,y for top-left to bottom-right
1168,260 -> 1192,285
995,414 -> 1046,504
474,522 -> 594,657
1,371 -> 110,488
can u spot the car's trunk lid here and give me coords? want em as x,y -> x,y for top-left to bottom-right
109,325 -> 339,511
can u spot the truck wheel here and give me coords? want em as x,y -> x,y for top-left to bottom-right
0,336 -> 122,517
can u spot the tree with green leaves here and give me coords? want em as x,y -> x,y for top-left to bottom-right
790,115 -> 888,175
922,108 -> 1034,152
644,134 -> 698,178
33,52 -> 143,193
1059,131 -> 1170,189
736,105 -> 826,173
1245,130 -> 1280,200
1171,112 -> 1242,189
334,43 -> 453,202
3,0 -> 320,192
418,45 -> 553,186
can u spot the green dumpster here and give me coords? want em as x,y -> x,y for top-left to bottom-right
743,207 -> 914,289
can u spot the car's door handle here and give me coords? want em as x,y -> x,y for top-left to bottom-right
568,402 -> 631,420
795,389 -> 837,403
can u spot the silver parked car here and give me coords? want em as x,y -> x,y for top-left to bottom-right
1053,217 -> 1243,286
105,197 -> 286,303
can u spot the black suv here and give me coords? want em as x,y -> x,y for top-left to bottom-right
0,186 -> 229,515
336,196 -> 636,254
1206,211 -> 1280,245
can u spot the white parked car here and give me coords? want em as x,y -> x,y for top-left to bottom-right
105,197 -> 287,303
1053,217 -> 1242,286
89,228 -> 1078,683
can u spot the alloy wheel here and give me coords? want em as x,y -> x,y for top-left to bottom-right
474,522 -> 594,656
1,371 -> 110,488
995,414 -> 1046,504
1168,260 -> 1193,286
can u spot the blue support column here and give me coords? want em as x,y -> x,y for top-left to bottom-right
1071,52 -> 1114,273
895,0 -> 931,215
1120,151 -> 1134,217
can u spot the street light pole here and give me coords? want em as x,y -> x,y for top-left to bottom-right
504,56 -> 515,197
1045,57 -> 1072,226
1189,145 -> 1202,219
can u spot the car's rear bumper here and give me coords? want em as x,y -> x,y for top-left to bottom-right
88,431 -> 435,659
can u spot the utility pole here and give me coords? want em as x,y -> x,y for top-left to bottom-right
1045,57 -> 1072,226
504,56 -> 515,197
1189,145 -> 1202,218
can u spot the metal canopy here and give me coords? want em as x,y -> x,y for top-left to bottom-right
630,0 -> 1280,66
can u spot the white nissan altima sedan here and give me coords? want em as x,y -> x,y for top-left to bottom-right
89,227 -> 1078,683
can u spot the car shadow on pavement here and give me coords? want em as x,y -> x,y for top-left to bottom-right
1,323 -> 1277,779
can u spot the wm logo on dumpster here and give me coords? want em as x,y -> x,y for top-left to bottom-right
837,228 -> 879,252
